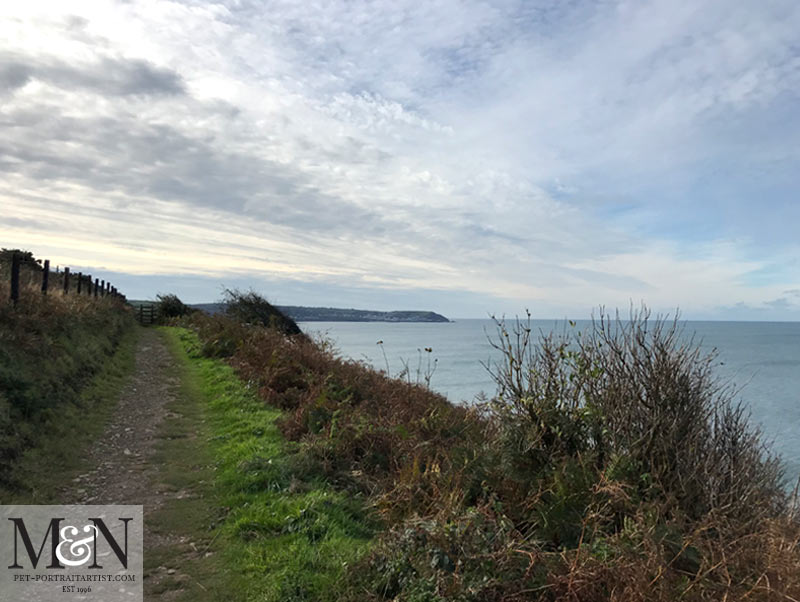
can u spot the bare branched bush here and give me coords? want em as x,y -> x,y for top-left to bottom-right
485,307 -> 787,529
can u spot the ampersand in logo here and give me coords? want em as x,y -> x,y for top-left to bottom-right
55,525 -> 99,567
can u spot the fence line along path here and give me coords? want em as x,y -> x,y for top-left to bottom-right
3,250 -> 126,306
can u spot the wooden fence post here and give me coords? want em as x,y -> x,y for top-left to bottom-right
10,252 -> 20,306
5,256 -> 124,304
41,259 -> 50,295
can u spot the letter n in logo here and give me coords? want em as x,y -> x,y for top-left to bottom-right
88,518 -> 131,569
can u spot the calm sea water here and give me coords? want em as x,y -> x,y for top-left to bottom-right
300,319 -> 800,486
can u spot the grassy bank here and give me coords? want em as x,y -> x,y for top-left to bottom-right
0,275 -> 137,498
176,302 -> 800,602
0,325 -> 139,502
155,327 -> 373,601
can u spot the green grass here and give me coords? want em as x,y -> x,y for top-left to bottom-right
157,327 -> 375,601
0,325 -> 140,503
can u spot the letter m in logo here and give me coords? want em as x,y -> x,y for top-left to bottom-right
7,518 -> 65,569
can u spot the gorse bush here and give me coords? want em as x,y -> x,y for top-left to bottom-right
0,248 -> 41,275
183,304 -> 800,601
156,293 -> 194,320
222,288 -> 302,336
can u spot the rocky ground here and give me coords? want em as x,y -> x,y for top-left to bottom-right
59,328 -> 193,600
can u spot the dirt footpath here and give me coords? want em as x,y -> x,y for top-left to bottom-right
60,327 -> 187,598
62,328 -> 175,506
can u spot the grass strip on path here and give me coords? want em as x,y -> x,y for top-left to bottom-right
157,327 -> 374,601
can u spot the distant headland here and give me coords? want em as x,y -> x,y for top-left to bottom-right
191,303 -> 450,323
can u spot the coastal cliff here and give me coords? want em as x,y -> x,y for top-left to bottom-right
278,306 -> 450,322
191,303 -> 450,323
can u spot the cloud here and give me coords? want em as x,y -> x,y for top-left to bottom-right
0,61 -> 30,91
0,52 -> 184,97
712,296 -> 800,322
766,297 -> 793,309
0,1 -> 798,318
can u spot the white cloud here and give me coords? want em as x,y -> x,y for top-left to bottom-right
1,0 -> 798,317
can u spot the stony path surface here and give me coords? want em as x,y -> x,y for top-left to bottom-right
59,328 -> 186,599
61,328 -> 175,506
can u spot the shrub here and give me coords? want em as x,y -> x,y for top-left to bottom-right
183,305 -> 800,601
485,308 -> 786,529
222,288 -> 302,336
155,293 -> 194,320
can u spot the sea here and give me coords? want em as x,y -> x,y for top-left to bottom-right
299,319 -> 800,488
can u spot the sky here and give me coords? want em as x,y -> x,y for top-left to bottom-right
1,0 -> 798,320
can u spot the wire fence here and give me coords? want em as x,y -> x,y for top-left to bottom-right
2,249 -> 126,306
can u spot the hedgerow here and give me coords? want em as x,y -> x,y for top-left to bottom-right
181,298 -> 799,601
0,273 -> 135,483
